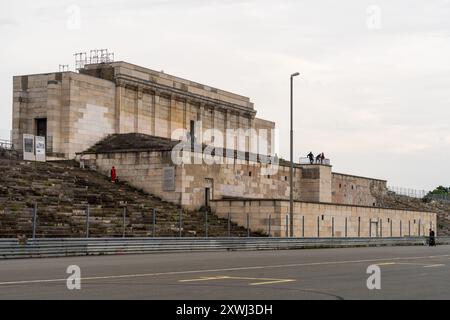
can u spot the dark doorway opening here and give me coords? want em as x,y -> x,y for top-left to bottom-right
36,118 -> 47,138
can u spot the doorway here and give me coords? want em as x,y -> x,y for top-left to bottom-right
204,178 -> 213,207
370,221 -> 378,237
36,118 -> 47,139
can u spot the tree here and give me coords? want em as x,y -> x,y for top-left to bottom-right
429,186 -> 449,195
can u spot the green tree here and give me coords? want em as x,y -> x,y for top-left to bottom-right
429,186 -> 449,195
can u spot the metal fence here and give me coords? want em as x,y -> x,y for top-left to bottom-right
0,139 -> 13,150
388,186 -> 428,199
388,186 -> 450,202
0,204 -> 259,239
427,194 -> 450,203
0,203 -> 436,240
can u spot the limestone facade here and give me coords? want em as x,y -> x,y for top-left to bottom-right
12,62 -> 274,159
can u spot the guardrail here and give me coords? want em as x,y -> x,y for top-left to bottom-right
299,157 -> 331,165
1,237 -> 449,260
0,139 -> 13,150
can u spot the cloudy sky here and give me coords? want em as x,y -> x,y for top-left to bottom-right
0,0 -> 449,190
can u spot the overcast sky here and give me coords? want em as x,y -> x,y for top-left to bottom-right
1,0 -> 449,190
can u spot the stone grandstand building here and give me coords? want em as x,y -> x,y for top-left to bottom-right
11,61 -> 436,237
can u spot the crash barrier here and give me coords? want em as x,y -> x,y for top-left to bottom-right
0,236 -> 448,259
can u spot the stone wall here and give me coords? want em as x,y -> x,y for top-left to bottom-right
12,72 -> 116,159
332,173 -> 387,207
211,199 -> 437,238
81,149 -> 302,210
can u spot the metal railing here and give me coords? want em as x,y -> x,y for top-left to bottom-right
1,203 -> 436,240
388,186 -> 428,199
0,205 -> 256,239
299,157 -> 331,165
1,236 -> 448,259
388,186 -> 450,202
0,139 -> 13,150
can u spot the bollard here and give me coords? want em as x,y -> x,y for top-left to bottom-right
86,205 -> 90,238
152,208 -> 156,237
32,203 -> 37,239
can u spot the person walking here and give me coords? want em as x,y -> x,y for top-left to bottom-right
111,166 -> 117,183
429,228 -> 436,247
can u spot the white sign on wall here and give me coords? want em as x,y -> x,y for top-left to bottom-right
23,134 -> 35,161
35,136 -> 46,162
22,134 -> 46,162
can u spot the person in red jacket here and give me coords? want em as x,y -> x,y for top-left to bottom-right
111,166 -> 117,183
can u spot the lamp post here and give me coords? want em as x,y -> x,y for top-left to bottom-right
290,72 -> 300,238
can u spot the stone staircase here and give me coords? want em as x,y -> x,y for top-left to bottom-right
0,157 -> 260,238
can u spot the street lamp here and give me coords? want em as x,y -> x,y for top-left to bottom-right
290,72 -> 300,238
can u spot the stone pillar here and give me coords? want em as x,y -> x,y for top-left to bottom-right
115,80 -> 125,133
135,86 -> 143,133
151,91 -> 156,136
198,102 -> 205,145
169,94 -> 175,138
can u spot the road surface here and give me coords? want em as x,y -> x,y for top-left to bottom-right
0,245 -> 449,299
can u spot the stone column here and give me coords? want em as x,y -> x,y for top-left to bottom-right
151,90 -> 156,136
115,80 -> 125,133
169,94 -> 175,138
135,86 -> 143,133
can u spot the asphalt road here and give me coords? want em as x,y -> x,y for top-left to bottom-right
0,245 -> 450,300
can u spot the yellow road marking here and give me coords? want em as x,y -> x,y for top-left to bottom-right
249,279 -> 296,286
179,276 -> 230,282
178,275 -> 296,286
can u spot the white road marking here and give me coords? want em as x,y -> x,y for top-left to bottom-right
377,262 -> 446,268
423,264 -> 445,268
0,254 -> 449,287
